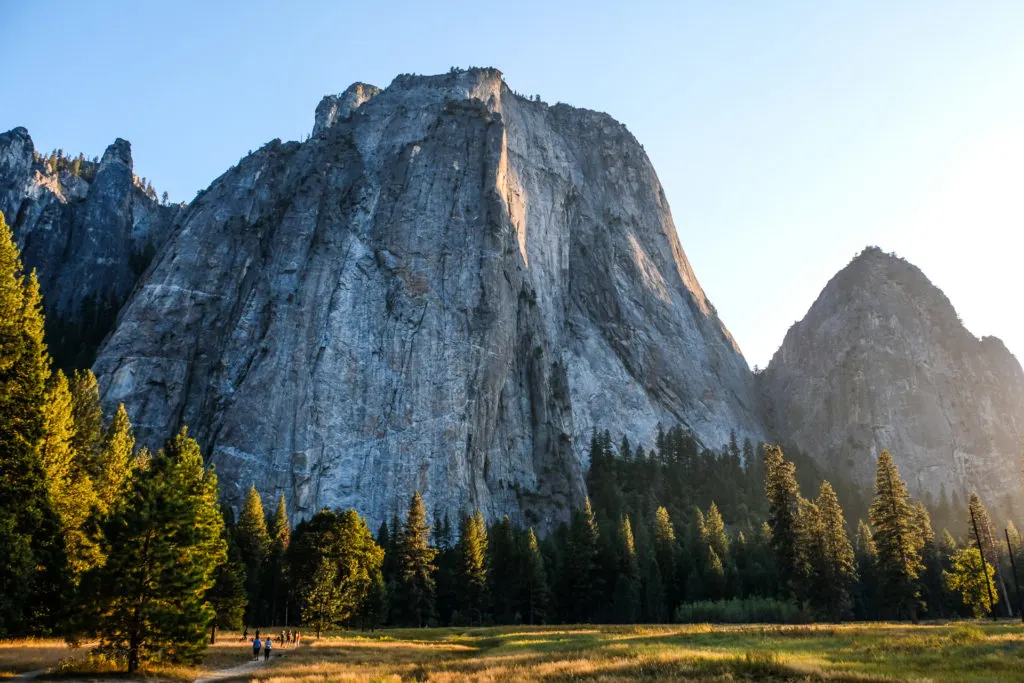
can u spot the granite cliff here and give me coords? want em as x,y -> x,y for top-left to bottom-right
0,127 -> 180,367
91,68 -> 764,528
761,247 -> 1024,514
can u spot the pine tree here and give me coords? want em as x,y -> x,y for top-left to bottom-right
0,211 -> 67,635
968,493 -> 1011,617
486,515 -> 518,624
236,485 -> 270,626
868,450 -> 924,621
69,369 -> 103,469
303,558 -> 342,638
566,498 -> 601,623
913,502 -> 946,618
41,370 -> 101,579
764,445 -> 803,598
395,492 -> 437,626
652,506 -> 679,620
611,515 -> 641,623
90,427 -> 226,672
264,494 -> 290,625
95,403 -> 136,513
287,509 -> 384,630
944,548 -> 999,618
207,508 -> 247,644
703,502 -> 730,565
853,520 -> 878,619
522,528 -> 549,625
458,510 -> 489,625
807,481 -> 857,620
359,570 -> 388,630
703,545 -> 726,600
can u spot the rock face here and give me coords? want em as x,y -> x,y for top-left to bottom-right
0,127 -> 180,366
761,247 -> 1024,513
93,68 -> 763,528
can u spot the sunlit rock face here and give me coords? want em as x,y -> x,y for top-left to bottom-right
92,68 -> 763,528
761,247 -> 1024,515
0,127 -> 179,331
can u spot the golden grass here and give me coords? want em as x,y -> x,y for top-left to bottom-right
3,622 -> 1023,681
0,639 -> 93,679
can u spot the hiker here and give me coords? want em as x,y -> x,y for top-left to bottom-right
264,636 -> 273,661
252,637 -> 261,662
242,626 -> 248,641
280,630 -> 286,647
255,628 -> 260,640
295,631 -> 301,647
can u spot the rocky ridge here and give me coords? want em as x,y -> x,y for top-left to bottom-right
91,67 -> 764,528
0,127 -> 180,366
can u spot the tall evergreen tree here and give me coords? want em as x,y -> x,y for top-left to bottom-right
807,481 -> 857,620
395,492 -> 437,626
968,493 -> 1011,617
913,502 -> 946,618
868,450 -> 924,621
264,494 -> 290,625
764,445 -> 803,598
95,403 -> 136,514
90,428 -> 226,672
703,502 -> 730,565
853,520 -> 879,619
0,211 -> 67,635
652,506 -> 679,620
458,510 -> 489,625
287,509 -> 384,631
566,498 -> 601,623
207,507 -> 247,644
41,370 -> 101,579
611,515 -> 641,623
303,558 -> 343,638
236,485 -> 270,626
487,515 -> 518,624
69,369 -> 103,471
522,528 -> 549,625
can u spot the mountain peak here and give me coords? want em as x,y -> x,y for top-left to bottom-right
762,249 -> 1024,518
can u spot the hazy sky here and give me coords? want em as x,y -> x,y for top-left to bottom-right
4,1 -> 1023,369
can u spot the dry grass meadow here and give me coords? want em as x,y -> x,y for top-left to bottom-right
1,621 -> 1023,681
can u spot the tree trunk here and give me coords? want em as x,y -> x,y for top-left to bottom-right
127,633 -> 140,673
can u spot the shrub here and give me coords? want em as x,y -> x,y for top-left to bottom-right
674,597 -> 809,624
948,624 -> 986,645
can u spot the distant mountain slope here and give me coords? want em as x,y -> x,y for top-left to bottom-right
761,247 -> 1024,517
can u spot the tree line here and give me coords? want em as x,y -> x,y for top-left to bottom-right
2,208 -> 1024,674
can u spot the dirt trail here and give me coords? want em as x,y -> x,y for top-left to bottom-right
193,657 -> 265,683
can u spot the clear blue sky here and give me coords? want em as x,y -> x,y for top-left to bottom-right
4,1 -> 1023,368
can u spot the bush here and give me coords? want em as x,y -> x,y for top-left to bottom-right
948,623 -> 986,645
674,597 -> 809,624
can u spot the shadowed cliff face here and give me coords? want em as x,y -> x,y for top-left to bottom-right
0,127 -> 180,367
92,69 -> 764,528
762,247 -> 1024,515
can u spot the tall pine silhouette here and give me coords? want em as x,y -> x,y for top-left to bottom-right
868,451 -> 923,622
90,428 -> 226,672
0,211 -> 68,635
395,492 -> 437,626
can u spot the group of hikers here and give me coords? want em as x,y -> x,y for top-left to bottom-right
242,627 -> 302,662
